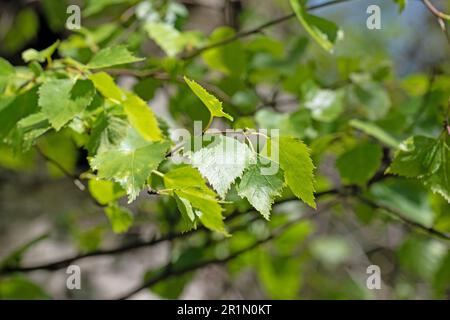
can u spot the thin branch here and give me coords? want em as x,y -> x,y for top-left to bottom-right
422,0 -> 450,21
180,0 -> 355,59
117,203 -> 335,300
35,146 -> 85,191
0,190 -> 338,275
406,68 -> 437,132
357,196 -> 450,241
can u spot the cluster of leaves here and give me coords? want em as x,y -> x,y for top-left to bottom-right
0,0 -> 323,235
1,0 -> 450,299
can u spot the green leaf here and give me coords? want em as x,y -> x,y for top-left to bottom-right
352,81 -> 391,120
310,236 -> 351,267
393,0 -> 407,12
88,179 -> 125,205
433,252 -> 450,298
0,58 -> 15,93
423,136 -> 450,203
86,111 -> 128,155
387,136 -> 439,178
87,45 -> 144,69
90,128 -> 170,202
303,88 -> 344,122
89,72 -> 125,102
164,165 -> 213,192
0,275 -> 50,299
15,112 -> 52,151
0,87 -> 39,141
336,142 -> 383,186
22,40 -> 59,63
191,135 -> 255,199
174,195 -> 197,231
184,76 -> 233,127
84,0 -> 132,16
398,237 -> 446,281
290,0 -> 342,52
237,160 -> 285,219
265,136 -> 316,208
164,165 -> 226,234
350,119 -> 401,150
39,79 -> 95,130
255,109 -> 311,139
388,134 -> 450,203
104,203 -> 134,233
3,9 -> 38,54
122,93 -> 162,141
0,57 -> 16,77
202,27 -> 246,76
39,131 -> 78,177
370,182 -> 434,227
145,22 -> 185,57
42,0 -> 67,32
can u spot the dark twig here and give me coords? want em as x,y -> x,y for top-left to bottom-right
116,203 -> 335,300
179,0 -> 355,59
357,196 -> 450,241
35,146 -> 85,191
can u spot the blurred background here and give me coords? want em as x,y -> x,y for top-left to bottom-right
0,0 -> 449,299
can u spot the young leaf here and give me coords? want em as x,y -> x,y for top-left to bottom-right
237,160 -> 285,220
184,76 -> 234,127
191,135 -> 255,199
122,93 -> 162,141
104,203 -> 134,234
336,142 -> 383,186
39,79 -> 95,130
22,40 -> 59,63
87,45 -> 144,69
89,72 -> 125,102
290,0 -> 342,52
265,136 -> 316,208
164,165 -> 226,234
90,128 -> 170,202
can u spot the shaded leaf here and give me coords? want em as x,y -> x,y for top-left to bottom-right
87,45 -> 144,69
104,203 -> 134,233
336,142 -> 383,186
